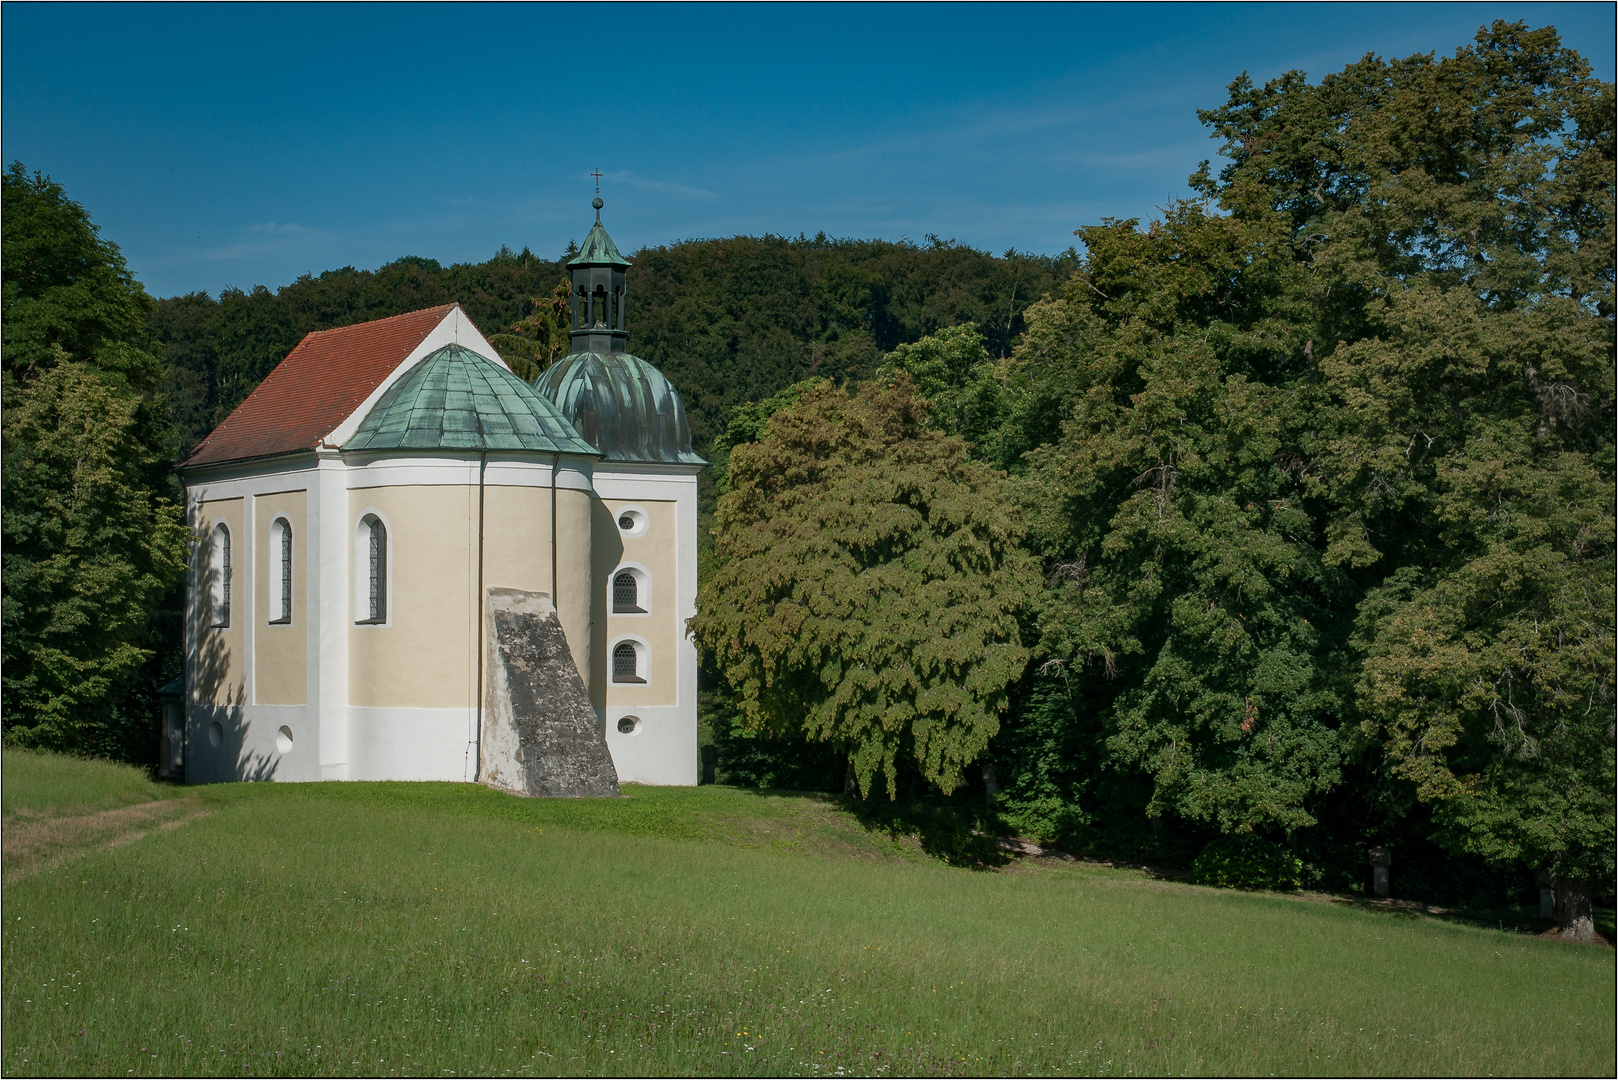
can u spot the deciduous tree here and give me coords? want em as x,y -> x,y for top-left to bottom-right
692,379 -> 1039,798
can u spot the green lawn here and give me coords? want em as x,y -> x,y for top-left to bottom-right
2,754 -> 1612,1077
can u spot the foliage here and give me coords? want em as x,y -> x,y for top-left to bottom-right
1196,20 -> 1616,886
0,163 -> 160,390
705,380 -> 810,496
875,322 -> 1010,458
1191,834 -> 1305,891
692,379 -> 1040,798
1,164 -> 188,762
975,23 -> 1615,906
1,362 -> 189,756
487,277 -> 574,381
1012,201 -> 1352,838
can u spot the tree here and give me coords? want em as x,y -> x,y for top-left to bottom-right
1009,201 -> 1354,841
691,379 -> 1039,798
875,322 -> 1008,458
2,163 -> 160,390
2,163 -> 189,759
488,278 -> 573,381
986,21 -> 1613,920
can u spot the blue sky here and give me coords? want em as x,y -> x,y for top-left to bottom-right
4,3 -> 1612,298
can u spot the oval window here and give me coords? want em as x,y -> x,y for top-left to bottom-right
617,715 -> 640,735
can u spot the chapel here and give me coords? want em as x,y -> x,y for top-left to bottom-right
171,200 -> 703,790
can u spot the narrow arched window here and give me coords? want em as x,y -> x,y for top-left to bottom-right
612,641 -> 644,684
268,518 -> 292,624
358,514 -> 387,624
209,523 -> 231,628
613,571 -> 641,613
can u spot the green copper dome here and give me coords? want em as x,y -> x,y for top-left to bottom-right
534,351 -> 706,466
346,343 -> 597,455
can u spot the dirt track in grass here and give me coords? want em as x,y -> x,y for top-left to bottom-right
2,798 -> 209,883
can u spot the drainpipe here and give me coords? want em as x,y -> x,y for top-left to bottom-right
474,451 -> 487,781
550,452 -> 560,609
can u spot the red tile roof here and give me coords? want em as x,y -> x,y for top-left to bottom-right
179,304 -> 458,469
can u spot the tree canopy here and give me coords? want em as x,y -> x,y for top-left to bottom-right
1,163 -> 188,758
692,378 -> 1040,798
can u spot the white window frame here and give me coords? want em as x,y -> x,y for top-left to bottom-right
353,509 -> 392,627
608,562 -> 652,616
268,515 -> 293,625
608,634 -> 650,685
208,522 -> 232,628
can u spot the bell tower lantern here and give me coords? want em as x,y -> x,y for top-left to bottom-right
568,196 -> 632,356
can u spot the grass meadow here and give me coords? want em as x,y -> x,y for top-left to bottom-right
2,751 -> 1613,1077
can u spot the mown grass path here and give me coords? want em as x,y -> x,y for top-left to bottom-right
2,767 -> 1613,1077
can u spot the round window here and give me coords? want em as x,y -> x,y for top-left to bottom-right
617,715 -> 641,735
276,725 -> 295,754
207,720 -> 224,748
616,508 -> 648,538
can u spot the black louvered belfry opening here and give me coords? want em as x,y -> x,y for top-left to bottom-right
613,642 -> 640,682
613,571 -> 639,612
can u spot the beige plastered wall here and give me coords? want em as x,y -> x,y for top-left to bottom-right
348,483 -> 587,709
254,490 -> 308,705
600,498 -> 678,708
195,498 -> 245,707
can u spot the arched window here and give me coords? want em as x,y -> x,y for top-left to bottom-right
612,641 -> 644,684
357,514 -> 388,624
209,523 -> 231,628
613,571 -> 642,613
268,517 -> 292,624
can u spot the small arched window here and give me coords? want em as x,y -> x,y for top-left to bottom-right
613,571 -> 642,613
209,523 -> 231,628
268,517 -> 292,624
357,514 -> 388,624
612,641 -> 644,684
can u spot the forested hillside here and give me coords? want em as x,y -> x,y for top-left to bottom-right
151,236 -> 1076,460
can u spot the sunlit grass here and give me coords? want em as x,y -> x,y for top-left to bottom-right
2,765 -> 1612,1076
1,747 -> 178,817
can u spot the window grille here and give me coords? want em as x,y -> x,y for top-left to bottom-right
280,521 -> 292,621
613,571 -> 641,612
211,524 -> 231,628
612,642 -> 642,683
270,519 -> 292,624
362,516 -> 387,623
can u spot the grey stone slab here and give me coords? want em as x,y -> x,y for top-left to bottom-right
482,587 -> 619,798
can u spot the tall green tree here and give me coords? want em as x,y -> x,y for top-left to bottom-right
692,379 -> 1040,798
994,21 -> 1612,930
2,163 -> 189,759
1010,200 -> 1352,840
1196,21 -> 1615,937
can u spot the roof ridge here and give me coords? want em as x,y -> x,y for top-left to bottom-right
303,302 -> 459,338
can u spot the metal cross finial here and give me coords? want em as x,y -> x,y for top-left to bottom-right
591,169 -> 603,194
